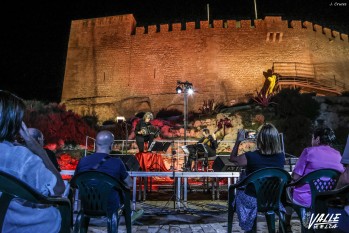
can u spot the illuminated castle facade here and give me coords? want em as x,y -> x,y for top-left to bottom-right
62,14 -> 349,121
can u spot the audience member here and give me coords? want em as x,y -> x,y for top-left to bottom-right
229,123 -> 285,232
285,127 -> 345,231
336,135 -> 349,189
28,128 -> 61,171
0,90 -> 65,233
74,130 -> 143,222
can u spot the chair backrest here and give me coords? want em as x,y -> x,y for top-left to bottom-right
70,171 -> 130,216
237,168 -> 292,212
0,170 -> 71,233
315,184 -> 349,215
293,169 -> 340,207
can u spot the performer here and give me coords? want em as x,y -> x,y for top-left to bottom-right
185,128 -> 218,171
135,112 -> 155,153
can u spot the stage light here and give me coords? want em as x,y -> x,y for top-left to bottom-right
176,86 -> 183,93
116,116 -> 126,123
175,80 -> 194,149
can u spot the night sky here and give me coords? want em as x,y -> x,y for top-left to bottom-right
1,0 -> 348,103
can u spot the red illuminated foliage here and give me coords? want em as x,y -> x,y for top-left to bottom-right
23,101 -> 96,147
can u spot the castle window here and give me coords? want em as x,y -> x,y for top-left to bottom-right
276,33 -> 280,41
266,32 -> 283,42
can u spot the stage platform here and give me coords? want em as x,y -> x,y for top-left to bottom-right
61,170 -> 240,211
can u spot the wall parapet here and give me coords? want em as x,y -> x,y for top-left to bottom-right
129,16 -> 347,44
70,14 -> 348,44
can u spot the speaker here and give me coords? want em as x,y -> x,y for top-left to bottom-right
212,156 -> 241,172
112,154 -> 140,171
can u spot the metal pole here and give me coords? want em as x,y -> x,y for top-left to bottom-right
184,90 -> 188,145
125,122 -> 128,156
253,0 -> 258,20
207,4 -> 210,27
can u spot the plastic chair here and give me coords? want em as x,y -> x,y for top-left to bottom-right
70,171 -> 132,233
227,167 -> 292,233
0,170 -> 71,233
286,169 -> 340,233
314,184 -> 349,216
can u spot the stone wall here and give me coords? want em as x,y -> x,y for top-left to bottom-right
61,14 -> 349,121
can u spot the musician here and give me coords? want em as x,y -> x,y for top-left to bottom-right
135,112 -> 155,153
185,128 -> 218,171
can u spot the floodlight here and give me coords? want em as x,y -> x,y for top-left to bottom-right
116,116 -> 126,123
176,86 -> 183,94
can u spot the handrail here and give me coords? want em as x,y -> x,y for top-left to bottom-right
273,62 -> 345,91
84,137 -> 237,157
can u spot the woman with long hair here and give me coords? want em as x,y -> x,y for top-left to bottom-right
229,123 -> 285,232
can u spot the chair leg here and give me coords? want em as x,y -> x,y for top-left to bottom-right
73,212 -> 89,233
227,209 -> 234,233
107,212 -> 118,233
73,212 -> 82,233
265,211 -> 276,233
81,216 -> 90,233
298,207 -> 312,233
278,212 -> 286,233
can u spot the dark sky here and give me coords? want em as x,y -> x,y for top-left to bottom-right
1,0 -> 348,102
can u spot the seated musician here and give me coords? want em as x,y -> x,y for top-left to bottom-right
135,112 -> 156,153
185,128 -> 218,171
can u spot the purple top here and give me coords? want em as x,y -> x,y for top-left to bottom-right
292,145 -> 344,207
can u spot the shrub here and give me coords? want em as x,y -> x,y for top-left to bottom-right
156,108 -> 182,119
271,88 -> 320,156
23,101 -> 96,147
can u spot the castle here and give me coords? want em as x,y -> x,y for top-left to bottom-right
61,14 -> 349,121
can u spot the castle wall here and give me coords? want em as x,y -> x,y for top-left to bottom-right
62,14 -> 349,121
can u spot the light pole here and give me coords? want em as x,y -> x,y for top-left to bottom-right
176,81 -> 194,145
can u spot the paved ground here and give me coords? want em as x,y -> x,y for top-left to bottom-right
84,200 -> 302,233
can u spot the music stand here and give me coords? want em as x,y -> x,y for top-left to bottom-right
148,141 -> 171,152
147,141 -> 171,171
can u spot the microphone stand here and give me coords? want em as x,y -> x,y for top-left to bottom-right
122,121 -> 129,156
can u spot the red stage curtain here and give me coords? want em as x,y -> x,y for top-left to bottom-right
135,152 -> 169,172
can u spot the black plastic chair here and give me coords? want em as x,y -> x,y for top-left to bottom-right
228,167 -> 292,233
70,171 -> 132,233
314,184 -> 349,216
0,170 -> 71,233
286,169 -> 341,233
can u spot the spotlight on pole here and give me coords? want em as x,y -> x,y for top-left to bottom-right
176,85 -> 183,94
175,80 -> 194,147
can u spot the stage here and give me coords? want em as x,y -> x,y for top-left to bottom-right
61,170 -> 240,211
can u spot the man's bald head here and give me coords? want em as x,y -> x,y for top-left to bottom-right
95,130 -> 114,153
28,128 -> 44,146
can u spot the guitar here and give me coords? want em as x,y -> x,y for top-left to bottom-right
140,125 -> 160,137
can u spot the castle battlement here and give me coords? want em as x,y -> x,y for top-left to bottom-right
70,14 -> 348,43
130,16 -> 348,44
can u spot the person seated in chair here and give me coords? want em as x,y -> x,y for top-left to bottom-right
185,128 -> 218,171
135,112 -> 156,153
332,134 -> 349,233
74,130 -> 143,222
284,126 -> 345,232
229,123 -> 285,232
0,90 -> 65,233
28,128 -> 61,172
